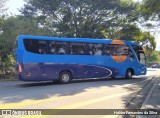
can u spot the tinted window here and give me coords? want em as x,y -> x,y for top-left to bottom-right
88,43 -> 103,55
56,41 -> 69,54
139,53 -> 146,65
38,40 -> 48,54
48,41 -> 69,54
70,42 -> 87,55
104,44 -> 129,56
24,39 -> 43,54
49,41 -> 56,54
131,45 -> 145,62
24,39 -> 130,56
24,39 -> 69,54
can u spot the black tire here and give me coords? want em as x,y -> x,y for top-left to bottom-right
59,71 -> 72,84
125,69 -> 133,79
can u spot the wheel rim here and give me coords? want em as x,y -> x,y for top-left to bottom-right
62,74 -> 70,82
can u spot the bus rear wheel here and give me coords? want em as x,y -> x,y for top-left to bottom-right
59,71 -> 72,84
125,69 -> 133,79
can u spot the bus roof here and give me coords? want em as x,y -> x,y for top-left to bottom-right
17,35 -> 139,46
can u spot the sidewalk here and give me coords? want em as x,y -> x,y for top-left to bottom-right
137,77 -> 160,118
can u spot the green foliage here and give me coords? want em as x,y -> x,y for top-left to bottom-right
105,24 -> 156,52
119,24 -> 141,41
0,54 -> 15,74
136,31 -> 156,51
146,51 -> 160,65
21,0 -> 138,38
0,16 -> 49,74
141,0 -> 160,20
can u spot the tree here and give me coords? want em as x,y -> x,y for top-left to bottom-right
140,0 -> 160,20
0,16 -> 49,74
105,24 -> 156,52
119,24 -> 141,41
136,32 -> 156,51
20,0 -> 138,38
146,51 -> 160,66
133,31 -> 156,65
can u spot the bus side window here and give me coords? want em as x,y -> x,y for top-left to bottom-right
91,44 -> 103,56
70,43 -> 77,55
104,45 -> 111,55
88,44 -> 94,55
50,46 -> 56,54
49,41 -> 56,54
70,42 -> 87,55
58,46 -> 66,54
106,44 -> 130,56
39,47 -> 45,54
56,41 -> 69,55
38,40 -> 48,54
119,46 -> 129,55
24,39 -> 40,54
94,48 -> 102,55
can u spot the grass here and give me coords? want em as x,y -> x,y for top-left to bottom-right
0,74 -> 17,81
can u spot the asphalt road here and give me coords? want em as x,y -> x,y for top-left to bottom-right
0,69 -> 160,118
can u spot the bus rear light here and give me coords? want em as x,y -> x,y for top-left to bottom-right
18,62 -> 23,72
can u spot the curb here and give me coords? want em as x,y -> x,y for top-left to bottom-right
140,77 -> 158,109
136,77 -> 159,118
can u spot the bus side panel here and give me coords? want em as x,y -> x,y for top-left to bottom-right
19,54 -> 119,81
76,64 -> 118,79
19,63 -> 118,81
104,55 -> 137,78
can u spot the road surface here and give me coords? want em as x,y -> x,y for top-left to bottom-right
0,68 -> 159,118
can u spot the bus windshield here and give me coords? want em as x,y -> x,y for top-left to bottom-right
131,45 -> 146,65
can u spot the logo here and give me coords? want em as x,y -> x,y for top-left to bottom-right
2,110 -> 12,115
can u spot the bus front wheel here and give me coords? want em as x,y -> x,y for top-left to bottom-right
59,71 -> 72,84
125,69 -> 133,79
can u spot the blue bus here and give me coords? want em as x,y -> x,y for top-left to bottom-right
15,35 -> 147,83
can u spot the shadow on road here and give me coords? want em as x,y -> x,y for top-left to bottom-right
18,78 -> 127,87
0,76 -> 149,107
119,76 -> 157,118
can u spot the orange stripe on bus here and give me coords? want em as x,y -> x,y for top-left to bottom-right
111,56 -> 127,63
112,40 -> 125,45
